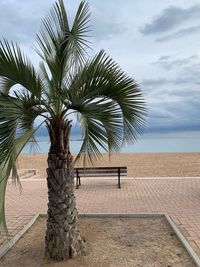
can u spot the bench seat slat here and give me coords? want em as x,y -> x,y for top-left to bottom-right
77,170 -> 127,174
77,173 -> 127,177
76,167 -> 127,170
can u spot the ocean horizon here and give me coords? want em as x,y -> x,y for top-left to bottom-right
22,134 -> 200,154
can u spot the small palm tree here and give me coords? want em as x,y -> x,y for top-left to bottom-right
0,0 -> 145,261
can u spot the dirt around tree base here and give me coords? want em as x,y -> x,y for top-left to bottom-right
0,217 -> 195,267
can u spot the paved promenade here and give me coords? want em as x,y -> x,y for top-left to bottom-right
1,177 -> 200,256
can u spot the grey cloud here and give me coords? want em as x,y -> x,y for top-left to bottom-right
175,64 -> 200,86
145,123 -> 200,134
156,25 -> 200,42
140,77 -> 192,90
142,75 -> 200,88
142,59 -> 200,133
153,54 -> 200,85
142,54 -> 200,91
140,4 -> 200,35
149,107 -> 178,119
159,56 -> 171,61
145,95 -> 200,134
154,54 -> 199,70
173,75 -> 200,86
141,78 -> 168,87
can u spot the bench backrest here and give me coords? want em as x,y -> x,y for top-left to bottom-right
75,167 -> 127,177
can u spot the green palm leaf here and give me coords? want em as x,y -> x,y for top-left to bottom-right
0,126 -> 43,234
0,40 -> 42,97
36,0 -> 90,95
65,50 -> 146,162
0,93 -> 45,165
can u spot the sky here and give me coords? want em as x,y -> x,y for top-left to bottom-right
0,0 -> 200,137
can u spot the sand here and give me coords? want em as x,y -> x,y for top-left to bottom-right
18,152 -> 200,178
0,217 -> 195,267
2,154 -> 199,266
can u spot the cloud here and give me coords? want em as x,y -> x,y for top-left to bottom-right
141,78 -> 169,87
0,1 -> 54,44
90,2 -> 131,41
144,95 -> 200,135
149,107 -> 178,119
145,123 -> 200,135
145,54 -> 199,81
152,54 -> 200,85
140,4 -> 200,35
154,54 -> 199,70
140,51 -> 200,135
156,25 -> 200,42
141,75 -> 200,88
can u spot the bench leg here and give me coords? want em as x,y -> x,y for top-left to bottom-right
118,177 -> 121,188
76,176 -> 79,189
76,176 -> 81,189
118,169 -> 121,189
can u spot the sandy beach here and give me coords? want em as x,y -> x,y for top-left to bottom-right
18,153 -> 200,178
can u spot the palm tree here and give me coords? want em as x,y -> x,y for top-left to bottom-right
0,0 -> 145,261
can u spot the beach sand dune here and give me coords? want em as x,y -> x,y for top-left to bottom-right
18,153 -> 200,178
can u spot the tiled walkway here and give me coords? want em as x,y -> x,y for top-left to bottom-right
1,177 -> 200,256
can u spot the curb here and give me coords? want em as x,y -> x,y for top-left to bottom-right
0,214 -> 39,259
165,214 -> 200,267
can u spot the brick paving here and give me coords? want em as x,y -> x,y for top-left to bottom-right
1,177 -> 200,256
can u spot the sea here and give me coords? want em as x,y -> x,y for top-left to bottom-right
22,134 -> 200,154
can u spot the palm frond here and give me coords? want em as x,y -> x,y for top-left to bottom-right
65,51 -> 146,161
36,0 -> 90,93
0,96 -> 22,165
73,101 -> 123,164
0,40 -> 42,97
39,62 -> 53,98
14,90 -> 46,130
66,1 -> 91,67
0,93 -> 46,165
0,126 -> 42,234
36,0 -> 69,61
0,77 -> 16,95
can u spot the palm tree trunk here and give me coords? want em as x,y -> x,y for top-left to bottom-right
45,118 -> 83,261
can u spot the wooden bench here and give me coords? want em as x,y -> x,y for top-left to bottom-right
75,167 -> 127,189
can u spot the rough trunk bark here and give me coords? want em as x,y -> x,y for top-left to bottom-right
45,118 -> 83,261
